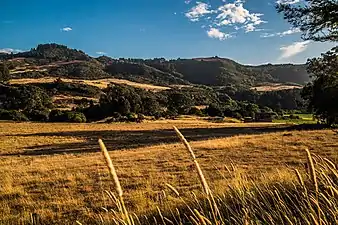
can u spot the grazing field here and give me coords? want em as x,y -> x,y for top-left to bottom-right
0,120 -> 337,224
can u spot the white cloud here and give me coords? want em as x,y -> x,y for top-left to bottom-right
96,51 -> 107,55
279,40 -> 311,59
185,2 -> 214,22
61,27 -> 72,32
207,28 -> 231,40
185,0 -> 191,4
260,33 -> 276,38
244,23 -> 255,32
185,0 -> 265,39
215,1 -> 265,32
276,0 -> 301,4
278,28 -> 301,36
260,27 -> 301,38
0,48 -> 24,54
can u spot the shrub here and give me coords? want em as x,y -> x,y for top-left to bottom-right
67,112 -> 87,123
81,104 -> 105,122
0,109 -> 29,121
289,114 -> 301,119
153,111 -> 163,120
112,112 -> 122,119
164,109 -> 178,119
49,109 -> 66,122
188,107 -> 204,116
49,110 -> 86,123
206,104 -> 224,117
126,113 -> 138,122
25,109 -> 50,121
137,113 -> 145,121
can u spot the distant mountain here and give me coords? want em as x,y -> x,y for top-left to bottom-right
0,43 -> 310,87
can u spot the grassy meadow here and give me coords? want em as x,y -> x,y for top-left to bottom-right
0,119 -> 337,224
273,113 -> 317,125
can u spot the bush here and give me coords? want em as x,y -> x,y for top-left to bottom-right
67,112 -> 87,123
232,112 -> 243,120
137,113 -> 145,121
164,109 -> 178,119
49,110 -> 86,123
25,109 -> 50,121
81,104 -> 105,122
49,109 -> 66,122
206,104 -> 224,117
112,112 -> 122,119
126,113 -> 137,121
153,111 -> 163,120
188,107 -> 204,116
0,109 -> 29,121
289,114 -> 301,119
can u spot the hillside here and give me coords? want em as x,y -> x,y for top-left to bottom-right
0,43 -> 310,87
249,63 -> 309,85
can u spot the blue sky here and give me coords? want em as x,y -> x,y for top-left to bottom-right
0,0 -> 335,65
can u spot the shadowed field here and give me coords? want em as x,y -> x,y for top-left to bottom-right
0,120 -> 337,224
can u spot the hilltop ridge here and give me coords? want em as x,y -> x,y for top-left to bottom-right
0,43 -> 309,87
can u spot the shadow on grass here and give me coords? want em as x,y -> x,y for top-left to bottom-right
2,124 -> 327,156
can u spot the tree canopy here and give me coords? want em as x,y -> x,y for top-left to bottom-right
276,0 -> 338,42
302,47 -> 338,125
277,0 -> 338,125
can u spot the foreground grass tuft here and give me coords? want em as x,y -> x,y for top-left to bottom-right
97,128 -> 338,225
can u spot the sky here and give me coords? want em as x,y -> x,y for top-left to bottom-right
0,0 -> 335,65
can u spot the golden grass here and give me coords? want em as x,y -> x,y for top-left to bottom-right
251,83 -> 302,92
0,120 -> 337,224
9,77 -> 170,91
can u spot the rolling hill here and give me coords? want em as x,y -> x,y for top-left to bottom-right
0,43 -> 310,87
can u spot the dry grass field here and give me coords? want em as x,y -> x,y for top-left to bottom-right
251,83 -> 303,92
0,120 -> 337,224
9,77 -> 171,91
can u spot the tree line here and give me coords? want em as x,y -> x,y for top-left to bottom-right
0,76 -> 306,123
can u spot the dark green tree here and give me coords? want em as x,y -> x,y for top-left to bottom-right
167,91 -> 193,115
4,85 -> 52,113
277,0 -> 338,42
206,104 -> 224,117
100,84 -> 142,116
302,47 -> 338,125
142,96 -> 161,116
278,0 -> 338,125
0,63 -> 10,82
